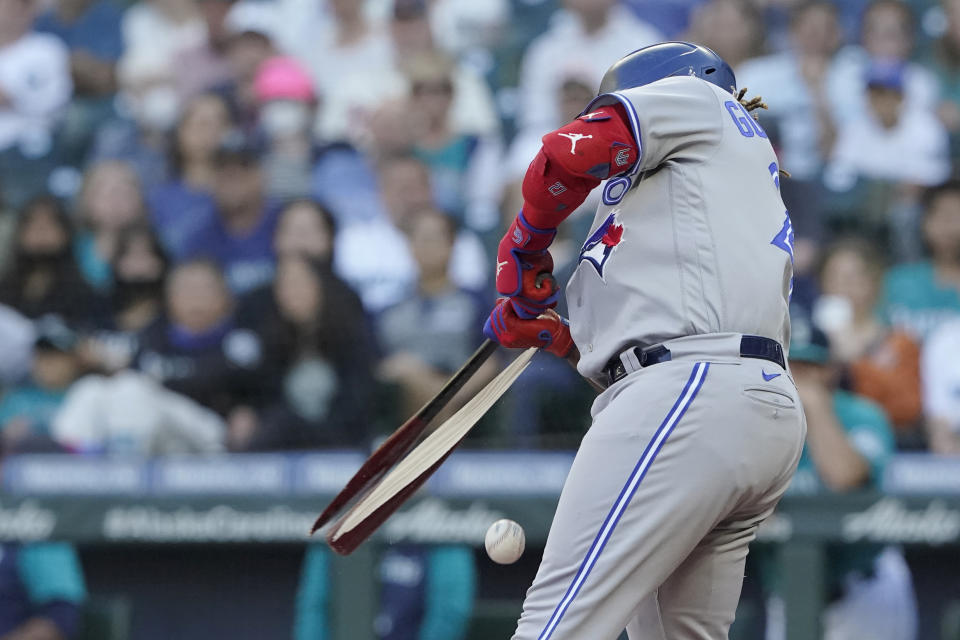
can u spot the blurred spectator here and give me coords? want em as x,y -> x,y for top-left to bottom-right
829,0 -> 939,125
182,136 -> 278,294
87,55 -> 175,190
684,0 -> 763,69
0,542 -> 86,640
362,97 -> 417,161
172,0 -> 237,99
764,318 -> 916,640
389,0 -> 499,138
119,0 -> 205,86
310,134 -> 384,231
52,368 -> 226,454
929,0 -> 960,137
290,0 -> 503,144
236,254 -> 374,450
921,318 -> 960,453
738,1 -> 843,180
0,0 -> 72,155
623,0 -> 708,39
146,92 -> 228,256
517,0 -> 662,137
0,190 -> 15,273
334,154 -> 487,313
84,225 -> 168,372
825,61 -> 949,190
34,0 -> 123,162
882,180 -> 960,339
253,56 -> 318,202
0,305 -> 34,385
74,160 -> 146,290
816,239 -> 922,435
134,259 -> 267,419
296,543 -> 476,640
34,0 -> 123,98
220,14 -> 278,133
0,196 -> 97,325
0,316 -> 84,451
405,52 -> 501,233
428,0 -> 509,57
376,209 -> 495,418
271,199 -> 336,267
299,0 -> 396,142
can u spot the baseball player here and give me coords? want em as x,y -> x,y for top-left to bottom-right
483,42 -> 807,639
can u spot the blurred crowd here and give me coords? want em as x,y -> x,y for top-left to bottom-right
0,0 -> 958,636
0,0 -> 960,462
0,0 -> 958,455
0,0 -> 955,459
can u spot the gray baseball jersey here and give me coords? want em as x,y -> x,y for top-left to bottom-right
565,76 -> 794,384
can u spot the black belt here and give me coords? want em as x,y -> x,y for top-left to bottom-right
602,335 -> 785,386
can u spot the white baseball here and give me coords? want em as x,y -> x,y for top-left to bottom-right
485,519 -> 525,564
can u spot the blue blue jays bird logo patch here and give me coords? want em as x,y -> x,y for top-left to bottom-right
579,212 -> 624,279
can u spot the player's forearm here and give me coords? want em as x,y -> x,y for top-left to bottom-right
495,107 -> 637,311
518,105 -> 636,231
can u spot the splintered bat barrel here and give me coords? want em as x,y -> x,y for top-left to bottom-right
325,346 -> 537,555
311,339 -> 498,534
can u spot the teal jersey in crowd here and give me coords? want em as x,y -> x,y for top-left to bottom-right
15,543 -> 86,605
74,233 -> 112,292
792,390 -> 895,490
0,542 -> 87,636
0,386 -> 67,436
881,261 -> 960,341
295,544 -> 476,640
766,390 -> 895,595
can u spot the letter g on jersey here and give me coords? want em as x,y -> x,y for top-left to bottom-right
579,212 -> 625,280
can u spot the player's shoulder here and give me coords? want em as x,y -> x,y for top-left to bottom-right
591,76 -> 723,118
620,75 -> 721,97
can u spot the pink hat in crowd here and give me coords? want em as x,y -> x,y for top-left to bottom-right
253,57 -> 315,103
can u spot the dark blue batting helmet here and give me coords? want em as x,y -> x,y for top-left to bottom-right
598,42 -> 736,95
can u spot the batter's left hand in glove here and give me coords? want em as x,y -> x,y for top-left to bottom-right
508,251 -> 561,318
495,213 -> 560,318
483,298 -> 573,358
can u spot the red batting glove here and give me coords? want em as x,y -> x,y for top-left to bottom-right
495,214 -> 562,318
482,298 -> 573,358
501,250 -> 560,318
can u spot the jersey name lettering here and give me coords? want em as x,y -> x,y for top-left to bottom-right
724,100 -> 767,139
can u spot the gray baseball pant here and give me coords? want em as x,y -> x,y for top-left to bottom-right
513,336 -> 806,640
